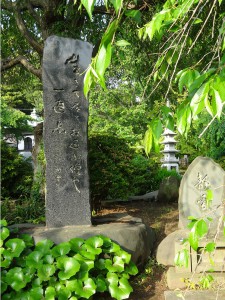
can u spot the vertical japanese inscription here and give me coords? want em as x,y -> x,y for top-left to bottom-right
43,36 -> 92,227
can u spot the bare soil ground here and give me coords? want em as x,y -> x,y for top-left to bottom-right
96,200 -> 179,300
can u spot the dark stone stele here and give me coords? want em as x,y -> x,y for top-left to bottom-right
42,36 -> 92,228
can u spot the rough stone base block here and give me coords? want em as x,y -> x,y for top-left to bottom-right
164,290 -> 225,300
166,267 -> 225,290
12,215 -> 155,269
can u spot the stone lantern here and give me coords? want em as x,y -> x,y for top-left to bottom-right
160,128 -> 179,172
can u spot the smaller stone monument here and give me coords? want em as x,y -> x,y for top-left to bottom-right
156,157 -> 225,290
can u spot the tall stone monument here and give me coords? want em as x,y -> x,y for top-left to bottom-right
43,36 -> 92,228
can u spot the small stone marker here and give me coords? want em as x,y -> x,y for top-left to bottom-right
43,36 -> 92,228
178,156 -> 225,232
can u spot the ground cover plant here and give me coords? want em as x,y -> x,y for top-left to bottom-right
1,220 -> 138,300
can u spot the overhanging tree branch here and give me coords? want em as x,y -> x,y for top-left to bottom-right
1,56 -> 42,79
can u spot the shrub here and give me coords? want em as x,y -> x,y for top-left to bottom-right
1,220 -> 138,300
1,140 -> 33,199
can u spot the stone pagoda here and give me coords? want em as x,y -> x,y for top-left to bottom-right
160,128 -> 179,172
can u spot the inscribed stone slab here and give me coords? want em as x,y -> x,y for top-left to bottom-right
42,36 -> 92,227
179,156 -> 225,232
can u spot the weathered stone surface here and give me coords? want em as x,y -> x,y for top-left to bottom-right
157,176 -> 180,203
166,267 -> 225,290
42,36 -> 92,227
15,215 -> 156,268
178,156 -> 225,231
156,230 -> 188,266
128,190 -> 158,201
164,290 -> 225,300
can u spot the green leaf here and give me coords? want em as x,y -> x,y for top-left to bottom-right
174,249 -> 189,268
189,69 -> 215,93
19,234 -> 34,247
28,287 -> 44,300
1,226 -> 10,241
151,119 -> 163,141
67,278 -> 96,299
5,267 -> 27,291
104,241 -> 121,253
70,237 -> 85,253
193,18 -> 203,24
35,239 -> 54,255
81,0 -> 95,20
105,256 -> 125,273
110,0 -> 123,15
37,264 -> 56,281
52,242 -> 71,257
176,102 -> 192,135
125,10 -> 142,23
0,220 -> 8,227
45,286 -> 56,300
85,236 -> 104,249
95,275 -> 108,292
57,256 -> 80,280
115,249 -> 131,264
84,66 -> 94,98
196,219 -> 208,238
190,82 -> 209,117
143,126 -> 153,156
26,251 -> 43,268
205,242 -> 216,253
115,40 -> 131,47
5,238 -> 26,258
108,275 -> 133,300
178,69 -> 200,93
189,227 -> 199,251
211,88 -> 223,118
125,261 -> 138,276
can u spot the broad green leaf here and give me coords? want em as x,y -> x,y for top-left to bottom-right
95,275 -> 108,292
179,69 -> 200,93
1,226 -> 10,241
5,238 -> 26,258
189,227 -> 198,251
174,248 -> 189,268
108,276 -> 133,300
110,0 -> 123,15
52,242 -> 71,257
176,102 -> 192,135
57,286 -> 71,299
143,126 -> 153,156
5,267 -> 27,291
189,69 -> 215,93
193,18 -> 203,24
45,286 -> 56,300
37,264 -> 56,281
95,258 -> 106,270
82,243 -> 102,255
81,0 -> 95,20
105,256 -> 125,273
151,119 -> 163,141
84,66 -> 94,98
0,220 -> 8,227
26,251 -> 43,268
125,10 -> 142,23
67,278 -> 96,299
190,82 -> 209,117
115,40 -> 131,47
205,242 -> 216,253
125,261 -> 138,275
27,287 -> 44,300
196,219 -> 208,238
19,234 -> 34,247
57,256 -> 80,280
211,88 -> 223,118
104,241 -> 121,253
35,239 -> 54,255
85,236 -> 104,249
69,237 -> 85,253
115,249 -> 131,264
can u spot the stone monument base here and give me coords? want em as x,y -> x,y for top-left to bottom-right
164,290 -> 225,300
166,266 -> 225,289
11,214 -> 155,269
